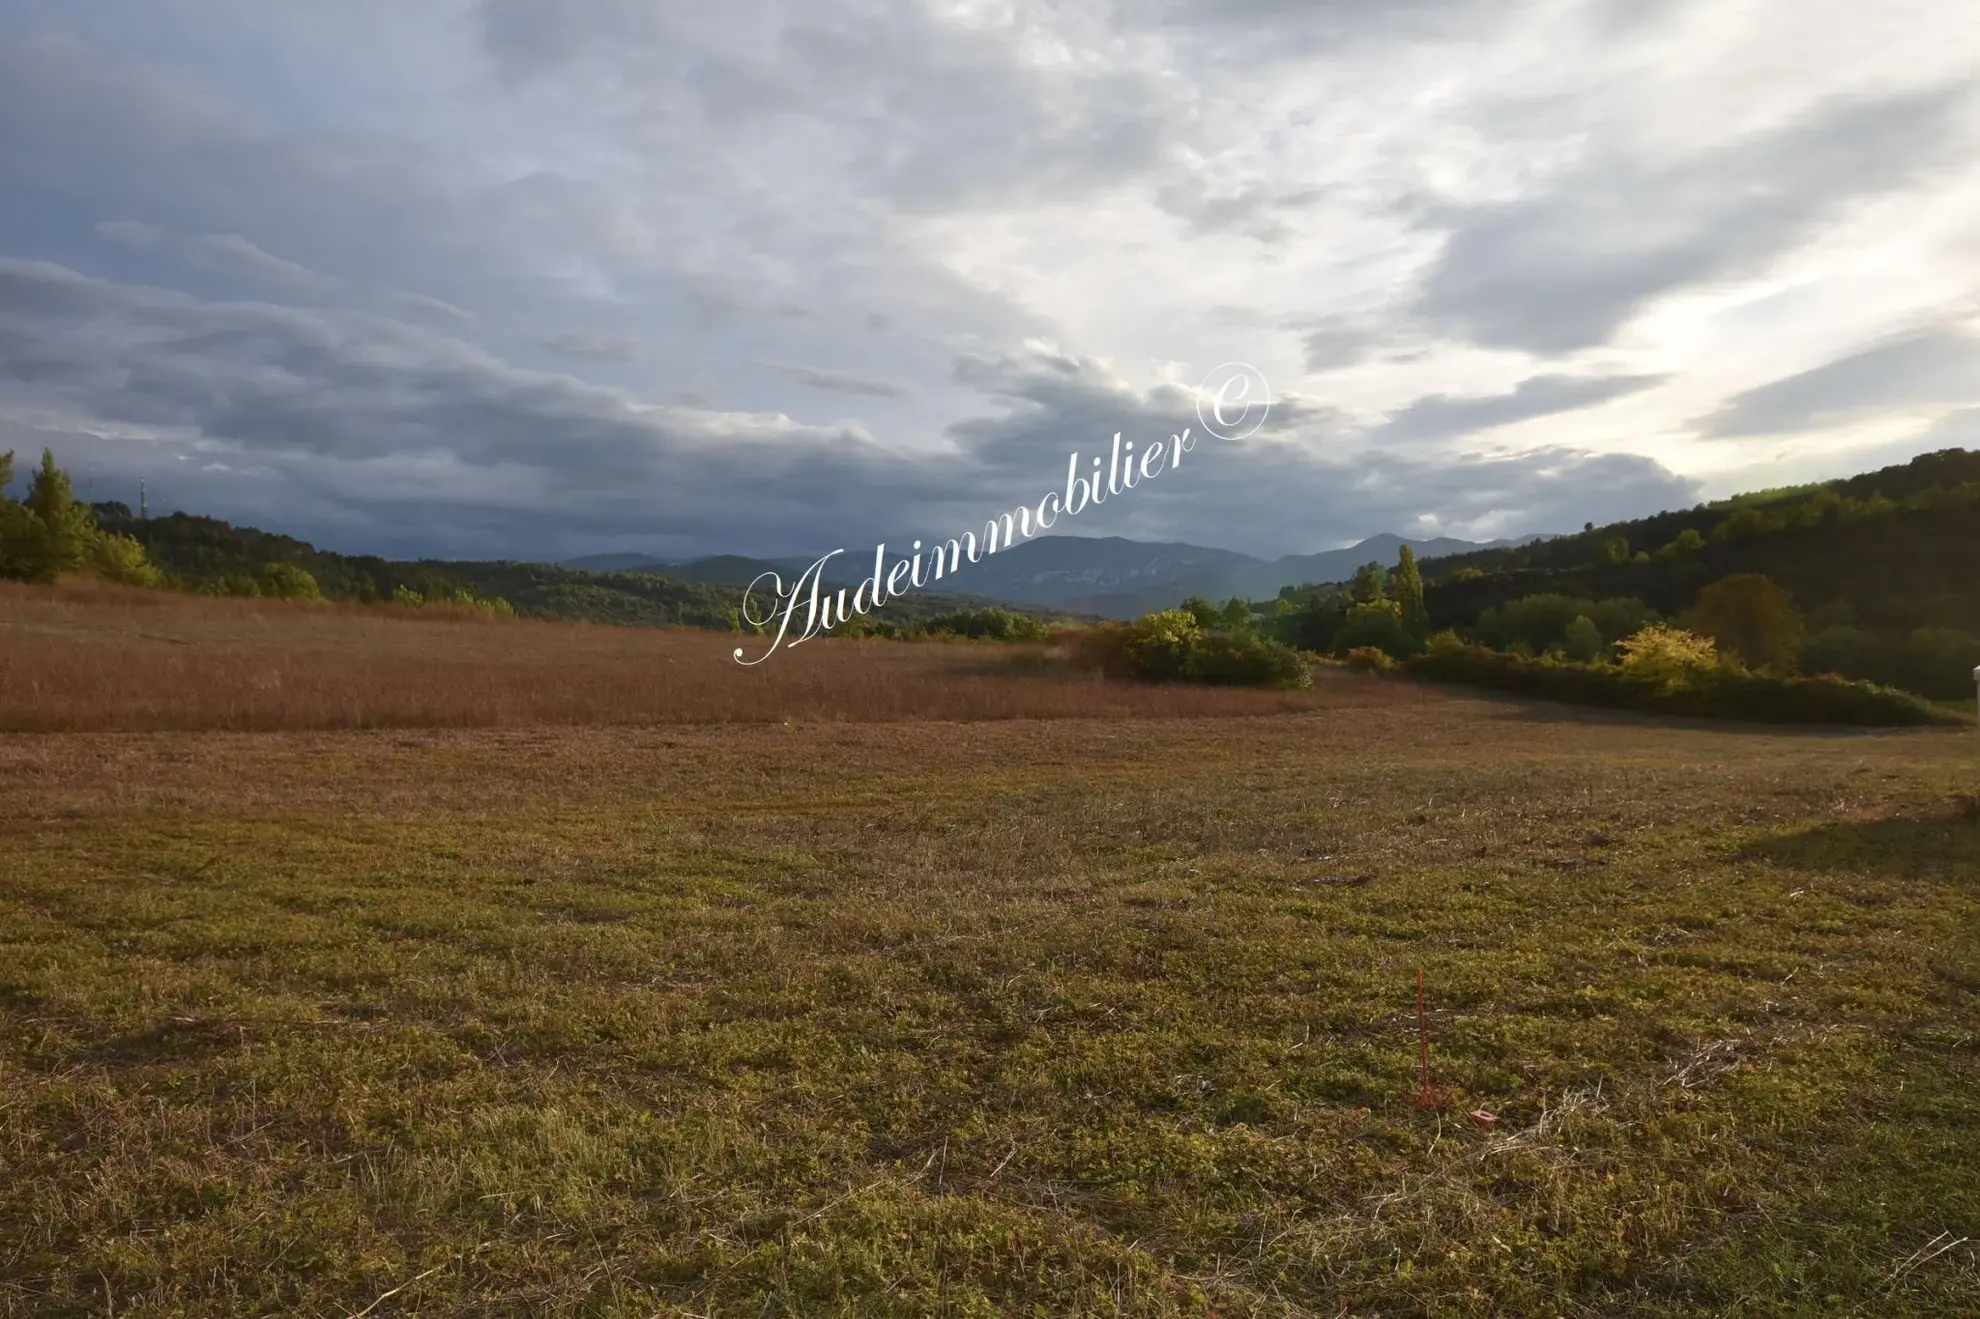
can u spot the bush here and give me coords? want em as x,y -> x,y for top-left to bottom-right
917,605 -> 1046,641
1066,612 -> 1311,688
88,532 -> 161,587
1182,630 -> 1313,689
259,561 -> 324,601
1342,646 -> 1396,674
1407,640 -> 1961,727
1616,624 -> 1720,693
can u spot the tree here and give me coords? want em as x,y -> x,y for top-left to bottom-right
1562,614 -> 1604,662
89,533 -> 161,586
1601,536 -> 1631,565
1393,545 -> 1427,642
0,450 -> 33,579
1219,597 -> 1253,630
18,449 -> 97,581
1690,573 -> 1805,674
1179,596 -> 1222,629
1348,561 -> 1388,604
1660,528 -> 1707,557
1335,599 -> 1414,658
259,561 -> 325,600
1617,624 -> 1720,692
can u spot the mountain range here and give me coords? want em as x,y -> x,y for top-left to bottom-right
564,532 -> 1542,619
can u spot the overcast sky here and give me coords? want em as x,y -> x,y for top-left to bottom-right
3,0 -> 1978,563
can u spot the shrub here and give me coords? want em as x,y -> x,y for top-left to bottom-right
1182,630 -> 1312,689
87,532 -> 161,587
259,561 -> 324,601
918,605 -> 1046,641
1065,612 -> 1310,689
1342,646 -> 1396,674
1616,624 -> 1720,694
1406,640 -> 1960,727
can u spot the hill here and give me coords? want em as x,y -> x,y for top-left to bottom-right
1287,448 -> 1980,700
85,508 -> 1065,631
932,532 -> 1527,618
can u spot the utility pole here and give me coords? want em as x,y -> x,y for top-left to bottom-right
139,479 -> 147,520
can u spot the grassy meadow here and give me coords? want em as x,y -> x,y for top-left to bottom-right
2,584 -> 1978,1316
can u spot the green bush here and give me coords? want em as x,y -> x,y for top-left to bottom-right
917,605 -> 1046,641
1067,611 -> 1312,689
1181,630 -> 1313,689
1406,640 -> 1962,727
259,561 -> 324,601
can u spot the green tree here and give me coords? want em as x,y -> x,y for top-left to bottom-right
1660,527 -> 1707,557
18,449 -> 98,581
1219,597 -> 1253,630
259,561 -> 325,600
1562,614 -> 1604,662
1335,599 -> 1414,658
0,450 -> 34,579
1601,536 -> 1631,565
89,533 -> 161,586
1393,544 -> 1427,641
1179,596 -> 1222,629
1690,573 -> 1805,675
1348,561 -> 1388,604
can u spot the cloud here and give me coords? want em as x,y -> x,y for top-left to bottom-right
1700,325 -> 1980,438
186,233 -> 332,289
1371,372 -> 1667,446
762,361 -> 915,400
1412,87 -> 1975,353
94,219 -> 164,249
395,292 -> 478,325
541,331 -> 646,362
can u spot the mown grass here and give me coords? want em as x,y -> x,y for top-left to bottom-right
4,687 -> 1978,1316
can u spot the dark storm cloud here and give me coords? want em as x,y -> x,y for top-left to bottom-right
939,348 -> 1696,554
1412,87 -> 1973,353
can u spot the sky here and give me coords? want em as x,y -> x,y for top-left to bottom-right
2,0 -> 1978,563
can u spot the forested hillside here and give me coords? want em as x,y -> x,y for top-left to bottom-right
82,505 -> 1059,631
1263,449 -> 1980,700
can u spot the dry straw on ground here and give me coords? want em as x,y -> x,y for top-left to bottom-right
0,579 -> 1429,732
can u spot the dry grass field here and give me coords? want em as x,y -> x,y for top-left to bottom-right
3,587 -> 1978,1316
0,582 -> 1360,732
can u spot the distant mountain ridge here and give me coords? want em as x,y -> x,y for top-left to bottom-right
920,532 -> 1541,618
565,533 -> 1538,620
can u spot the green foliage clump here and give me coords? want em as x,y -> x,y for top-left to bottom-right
1689,573 -> 1804,674
0,449 -> 165,588
916,605 -> 1046,641
1407,635 -> 1960,727
1562,614 -> 1605,662
1335,599 -> 1417,658
1071,609 -> 1310,689
259,562 -> 325,601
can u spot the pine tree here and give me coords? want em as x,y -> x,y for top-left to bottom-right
1394,544 -> 1427,640
21,449 -> 98,581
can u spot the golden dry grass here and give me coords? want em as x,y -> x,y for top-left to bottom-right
0,580 -> 1418,732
